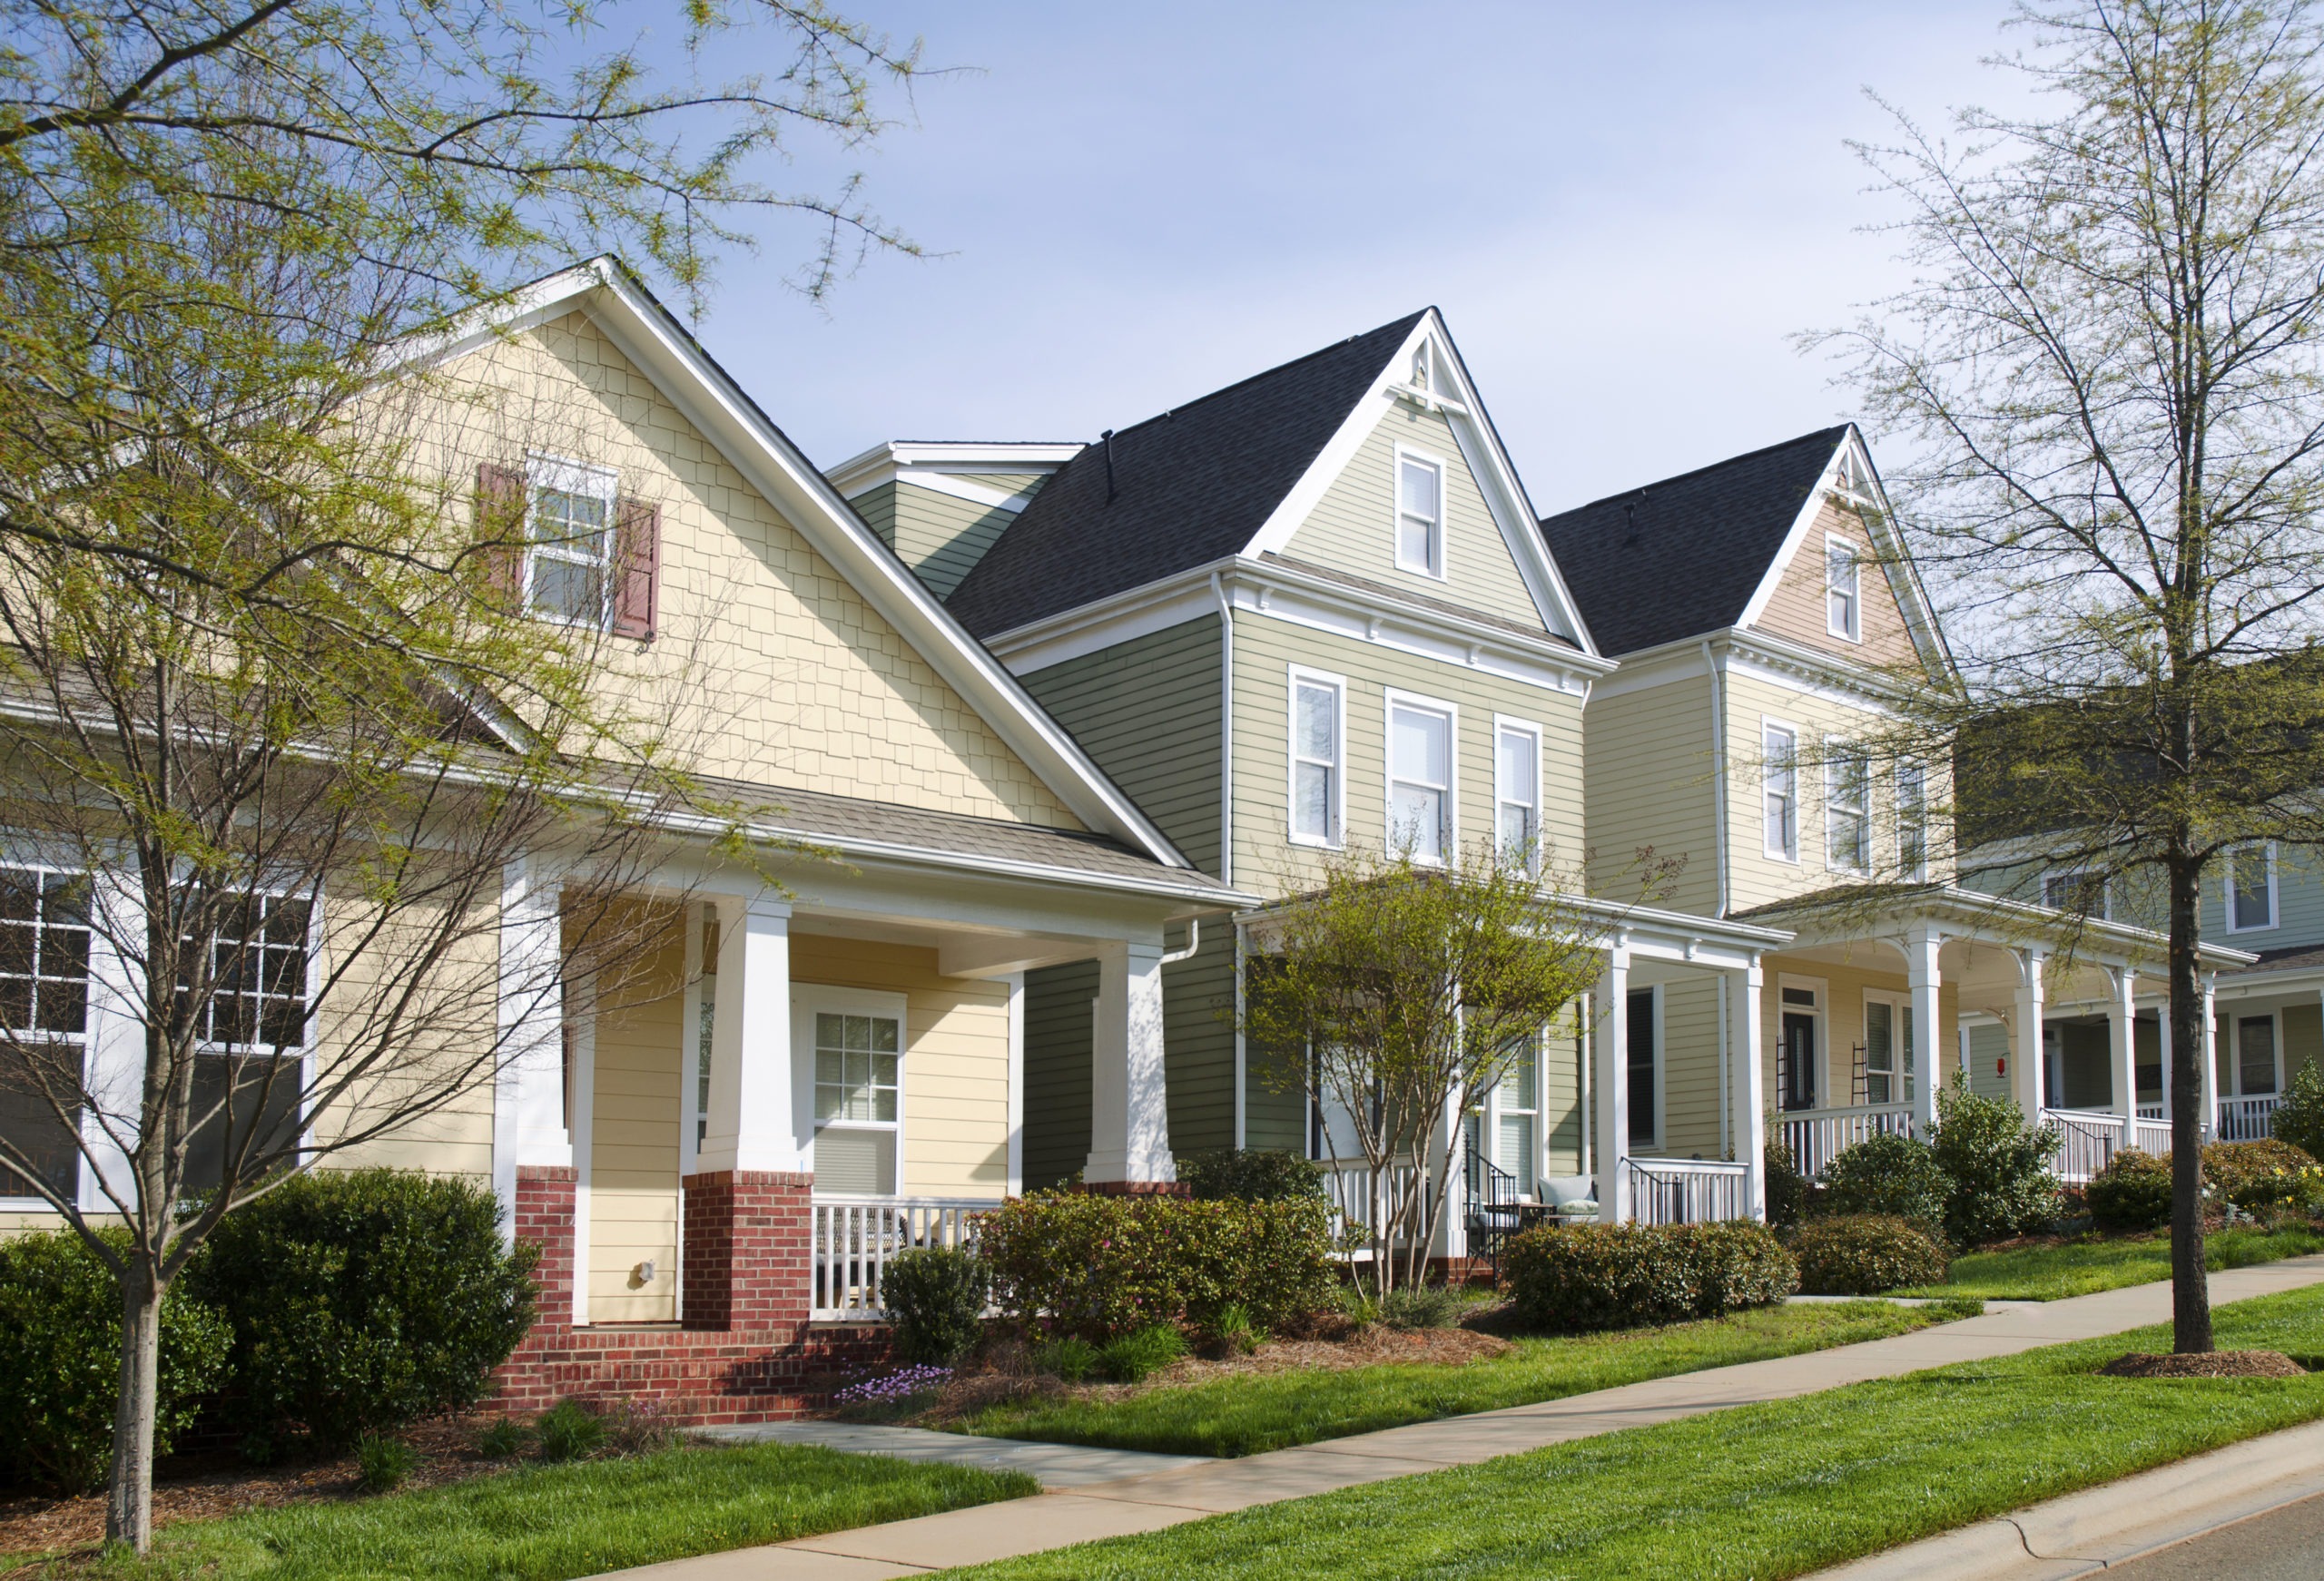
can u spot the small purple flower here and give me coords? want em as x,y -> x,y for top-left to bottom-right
833,1364 -> 953,1406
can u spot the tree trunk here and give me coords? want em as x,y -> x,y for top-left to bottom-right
104,1258 -> 164,1552
2166,851 -> 2213,1354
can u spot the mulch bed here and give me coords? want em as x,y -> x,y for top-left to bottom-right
0,1418 -> 508,1564
2100,1350 -> 2309,1379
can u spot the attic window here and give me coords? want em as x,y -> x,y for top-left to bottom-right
1395,451 -> 1445,578
1826,535 -> 1861,643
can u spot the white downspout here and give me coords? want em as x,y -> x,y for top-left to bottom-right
1212,571 -> 1235,887
1701,639 -> 1729,918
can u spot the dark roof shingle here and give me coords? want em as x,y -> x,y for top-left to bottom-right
1537,427 -> 1846,657
943,313 -> 1428,638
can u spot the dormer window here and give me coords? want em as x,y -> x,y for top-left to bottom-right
1826,535 -> 1861,643
1395,451 -> 1445,578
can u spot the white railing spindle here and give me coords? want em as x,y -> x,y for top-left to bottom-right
1623,1158 -> 1751,1225
1776,1103 -> 1917,1180
2218,1095 -> 2282,1142
809,1194 -> 995,1320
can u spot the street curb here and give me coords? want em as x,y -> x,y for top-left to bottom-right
1807,1417 -> 2324,1578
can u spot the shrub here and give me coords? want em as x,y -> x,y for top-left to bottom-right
2277,1059 -> 2324,1164
596,1395 -> 675,1456
2086,1149 -> 2174,1232
881,1246 -> 987,1364
1096,1323 -> 1187,1383
1173,1148 -> 1327,1203
1337,1287 -> 1381,1330
356,1432 -> 417,1493
1381,1285 -> 1465,1331
979,1189 -> 1336,1340
0,1230 -> 232,1493
1930,1077 -> 2062,1245
1763,1136 -> 1807,1232
1039,1335 -> 1098,1383
2199,1139 -> 2324,1214
473,1416 -> 529,1458
1502,1221 -> 1796,1334
534,1399 -> 606,1463
1792,1215 -> 1948,1295
1210,1303 -> 1263,1354
182,1168 -> 538,1452
1817,1133 -> 1948,1236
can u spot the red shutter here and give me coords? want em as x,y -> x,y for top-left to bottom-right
612,496 -> 660,640
476,463 -> 526,602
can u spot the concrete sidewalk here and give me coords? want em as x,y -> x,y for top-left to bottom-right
594,1254 -> 2324,1581
694,1421 -> 1212,1489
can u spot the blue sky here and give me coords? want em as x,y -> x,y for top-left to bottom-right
701,3 -> 2023,509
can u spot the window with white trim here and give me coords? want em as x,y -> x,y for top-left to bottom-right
1896,760 -> 1927,880
1499,1034 -> 1538,1196
2042,868 -> 2110,920
178,889 -> 311,1192
2236,1013 -> 2280,1097
1495,720 -> 1541,870
0,867 -> 90,1200
1388,700 -> 1453,864
1825,744 -> 1870,873
1289,672 -> 1344,847
1826,535 -> 1861,642
1863,993 -> 1916,1106
1763,724 -> 1798,861
812,1007 -> 901,1194
2227,843 -> 2277,933
1627,987 -> 1658,1148
527,456 -> 618,624
1395,453 -> 1444,577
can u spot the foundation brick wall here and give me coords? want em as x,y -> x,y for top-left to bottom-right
681,1169 -> 813,1332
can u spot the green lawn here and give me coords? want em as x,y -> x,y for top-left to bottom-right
946,1282 -> 2324,1581
1896,1223 -> 2324,1301
7,1441 -> 1037,1581
958,1299 -> 1979,1458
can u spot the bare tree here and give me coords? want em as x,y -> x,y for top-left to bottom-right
1816,0 -> 2324,1352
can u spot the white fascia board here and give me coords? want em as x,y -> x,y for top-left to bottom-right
878,471 -> 1040,514
425,265 -> 1191,870
1240,888 -> 1794,968
1238,313 -> 1597,655
826,440 -> 1083,499
1592,626 -> 1906,711
1734,435 -> 1849,634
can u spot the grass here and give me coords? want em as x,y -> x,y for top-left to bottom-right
1896,1223 -> 2324,1301
946,1281 -> 2324,1581
957,1299 -> 1980,1458
5,1440 -> 1038,1581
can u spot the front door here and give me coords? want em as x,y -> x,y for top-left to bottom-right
1779,1008 -> 1817,1112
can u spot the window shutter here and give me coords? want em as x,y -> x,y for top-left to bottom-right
475,463 -> 526,601
612,496 -> 661,640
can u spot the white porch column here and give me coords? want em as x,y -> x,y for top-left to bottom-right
1908,927 -> 1943,1136
2011,947 -> 2047,1128
1087,938 -> 1174,1184
1731,960 -> 1767,1221
1593,942 -> 1632,1224
696,895 -> 803,1175
2107,967 -> 2138,1148
2200,972 -> 2221,1141
76,871 -> 146,1213
493,858 -> 568,1246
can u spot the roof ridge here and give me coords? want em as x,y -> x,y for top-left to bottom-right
1092,309 -> 1430,445
1541,423 -> 1851,523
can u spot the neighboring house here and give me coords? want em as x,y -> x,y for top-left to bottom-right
0,259 -> 1253,1419
1539,426 -> 2250,1189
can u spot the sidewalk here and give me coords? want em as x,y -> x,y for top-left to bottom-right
594,1253 -> 2324,1581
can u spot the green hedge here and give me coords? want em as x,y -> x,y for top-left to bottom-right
2086,1149 -> 2173,1232
1502,1221 -> 1796,1334
1172,1148 -> 1327,1203
0,1230 -> 231,1492
1817,1133 -> 1948,1236
881,1246 -> 987,1363
1931,1078 -> 2062,1245
1793,1214 -> 1948,1295
977,1189 -> 1336,1340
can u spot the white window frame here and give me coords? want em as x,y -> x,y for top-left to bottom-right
795,985 -> 909,1196
1896,759 -> 1928,881
1777,976 -> 1827,1112
2230,1008 -> 2283,1099
1824,740 -> 1870,875
1762,719 -> 1800,863
1492,714 -> 1543,873
1384,690 -> 1459,866
1392,445 -> 1449,581
1861,989 -> 1916,1107
1286,666 -> 1348,849
2224,841 -> 2280,934
1825,533 -> 1862,643
2041,866 -> 2112,921
1626,982 -> 1665,1152
1486,1027 -> 1542,1197
524,453 -> 619,628
0,859 -> 95,1210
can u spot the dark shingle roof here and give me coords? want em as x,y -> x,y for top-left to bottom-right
943,312 -> 1429,638
1537,427 -> 1847,657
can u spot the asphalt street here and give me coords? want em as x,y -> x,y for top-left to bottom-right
2098,1490 -> 2324,1579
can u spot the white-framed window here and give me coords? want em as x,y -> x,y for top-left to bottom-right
1863,992 -> 1917,1106
1394,448 -> 1446,579
1288,668 -> 1346,848
1763,722 -> 1799,862
1826,534 -> 1861,642
2226,842 -> 2278,933
0,866 -> 91,1202
177,888 -> 314,1193
1825,742 -> 1870,874
1896,760 -> 1928,880
1494,717 -> 1541,871
1387,693 -> 1456,864
526,455 -> 619,624
800,987 -> 907,1195
2234,1011 -> 2281,1097
1627,985 -> 1660,1149
2041,868 -> 2110,920
1497,1032 -> 1539,1196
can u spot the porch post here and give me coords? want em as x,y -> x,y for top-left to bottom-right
493,858 -> 575,1323
2200,972 -> 2221,1141
1087,938 -> 1176,1187
2157,996 -> 2172,1123
1732,959 -> 1766,1221
1593,941 -> 1632,1224
2011,947 -> 2046,1129
1908,927 -> 1942,1136
2107,967 -> 2139,1150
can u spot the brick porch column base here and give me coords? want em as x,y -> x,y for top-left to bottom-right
682,1169 -> 813,1331
514,1165 -> 577,1331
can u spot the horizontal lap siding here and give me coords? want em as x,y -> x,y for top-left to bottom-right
1759,952 -> 1961,1114
888,482 -> 1024,601
1750,498 -> 1920,668
1022,959 -> 1097,1189
1584,673 -> 1720,918
590,925 -> 685,1323
1650,976 -> 1724,1159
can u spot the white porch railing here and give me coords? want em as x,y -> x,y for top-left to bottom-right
1317,1160 -> 1433,1258
1777,1103 -> 1917,1179
2219,1095 -> 2282,1142
810,1194 -> 993,1320
1625,1157 -> 1752,1225
2042,1108 -> 2133,1184
2131,1116 -> 2174,1155
2136,1104 -> 2164,1121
